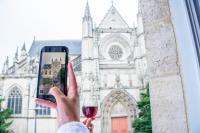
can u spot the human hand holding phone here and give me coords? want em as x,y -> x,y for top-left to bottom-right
36,63 -> 94,132
36,63 -> 80,127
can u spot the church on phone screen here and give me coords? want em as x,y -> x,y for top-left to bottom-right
0,2 -> 146,133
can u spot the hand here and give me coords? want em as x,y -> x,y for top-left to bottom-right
83,118 -> 94,133
36,63 -> 80,127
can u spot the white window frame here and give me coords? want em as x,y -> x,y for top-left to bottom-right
169,0 -> 200,132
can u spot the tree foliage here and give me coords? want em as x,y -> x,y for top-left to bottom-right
42,78 -> 52,85
132,84 -> 152,133
58,67 -> 65,84
0,98 -> 13,133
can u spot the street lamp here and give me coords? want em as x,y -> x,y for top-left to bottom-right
28,107 -> 43,133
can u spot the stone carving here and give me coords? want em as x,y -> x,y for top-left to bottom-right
114,75 -> 123,89
103,74 -> 107,88
127,74 -> 133,88
82,72 -> 100,96
111,102 -> 127,116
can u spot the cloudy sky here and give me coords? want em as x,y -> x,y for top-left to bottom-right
0,0 -> 138,70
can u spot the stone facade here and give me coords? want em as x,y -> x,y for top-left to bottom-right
0,2 -> 147,133
80,3 -> 146,133
139,0 -> 189,133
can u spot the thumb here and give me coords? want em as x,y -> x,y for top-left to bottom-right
49,87 -> 65,102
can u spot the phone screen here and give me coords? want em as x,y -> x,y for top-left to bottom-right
37,46 -> 68,103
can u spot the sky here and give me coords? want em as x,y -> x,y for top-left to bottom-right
0,0 -> 138,70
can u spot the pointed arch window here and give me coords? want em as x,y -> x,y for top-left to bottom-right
7,87 -> 22,114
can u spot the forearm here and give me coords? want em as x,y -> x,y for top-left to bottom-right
57,122 -> 90,133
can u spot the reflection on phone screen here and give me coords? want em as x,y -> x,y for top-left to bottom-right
39,52 -> 66,95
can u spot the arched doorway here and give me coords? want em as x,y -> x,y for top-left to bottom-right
101,89 -> 137,133
111,102 -> 128,133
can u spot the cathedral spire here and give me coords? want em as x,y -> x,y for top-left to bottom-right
15,47 -> 19,60
5,56 -> 9,65
12,47 -> 19,65
20,42 -> 27,60
84,1 -> 91,19
2,56 -> 9,74
21,42 -> 26,51
34,36 -> 36,43
2,62 -> 5,74
82,1 -> 93,38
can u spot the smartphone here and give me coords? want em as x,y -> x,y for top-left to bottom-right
37,46 -> 68,103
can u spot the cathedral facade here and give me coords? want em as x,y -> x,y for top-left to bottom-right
0,2 -> 146,133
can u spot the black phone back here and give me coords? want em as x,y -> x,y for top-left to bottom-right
37,46 -> 68,103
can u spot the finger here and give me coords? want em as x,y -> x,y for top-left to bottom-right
35,99 -> 57,108
90,124 -> 94,130
67,69 -> 69,94
90,124 -> 94,129
83,118 -> 88,125
49,87 -> 65,102
85,118 -> 93,127
56,111 -> 62,128
67,85 -> 69,95
68,62 -> 78,98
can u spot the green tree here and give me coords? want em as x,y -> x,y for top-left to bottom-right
132,84 -> 152,133
58,67 -> 65,84
42,78 -> 52,85
0,98 -> 13,133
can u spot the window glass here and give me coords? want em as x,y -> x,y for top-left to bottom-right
35,104 -> 51,116
7,87 -> 22,114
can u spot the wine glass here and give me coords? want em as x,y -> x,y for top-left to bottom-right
82,95 -> 98,118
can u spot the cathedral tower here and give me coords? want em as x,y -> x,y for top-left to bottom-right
81,1 -> 97,91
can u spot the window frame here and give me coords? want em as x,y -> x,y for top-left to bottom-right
169,0 -> 200,132
35,104 -> 51,116
185,0 -> 200,66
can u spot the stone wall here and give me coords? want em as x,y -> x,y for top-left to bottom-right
139,0 -> 189,133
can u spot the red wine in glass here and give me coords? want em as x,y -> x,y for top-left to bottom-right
82,95 -> 98,118
82,106 -> 98,118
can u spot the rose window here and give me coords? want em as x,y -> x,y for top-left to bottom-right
108,45 -> 123,60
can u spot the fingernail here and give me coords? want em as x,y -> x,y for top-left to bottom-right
49,87 -> 55,94
69,63 -> 72,68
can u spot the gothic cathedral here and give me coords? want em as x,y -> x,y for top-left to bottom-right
0,2 -> 146,133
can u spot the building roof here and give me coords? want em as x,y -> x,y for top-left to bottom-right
29,40 -> 81,57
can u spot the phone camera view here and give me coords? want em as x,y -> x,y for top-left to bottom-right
39,52 -> 66,95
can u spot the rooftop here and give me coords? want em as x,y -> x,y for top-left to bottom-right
29,40 -> 81,57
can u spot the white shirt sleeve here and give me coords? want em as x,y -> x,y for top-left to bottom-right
57,122 -> 90,133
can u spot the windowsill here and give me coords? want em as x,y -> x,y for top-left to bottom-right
11,114 -> 22,117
